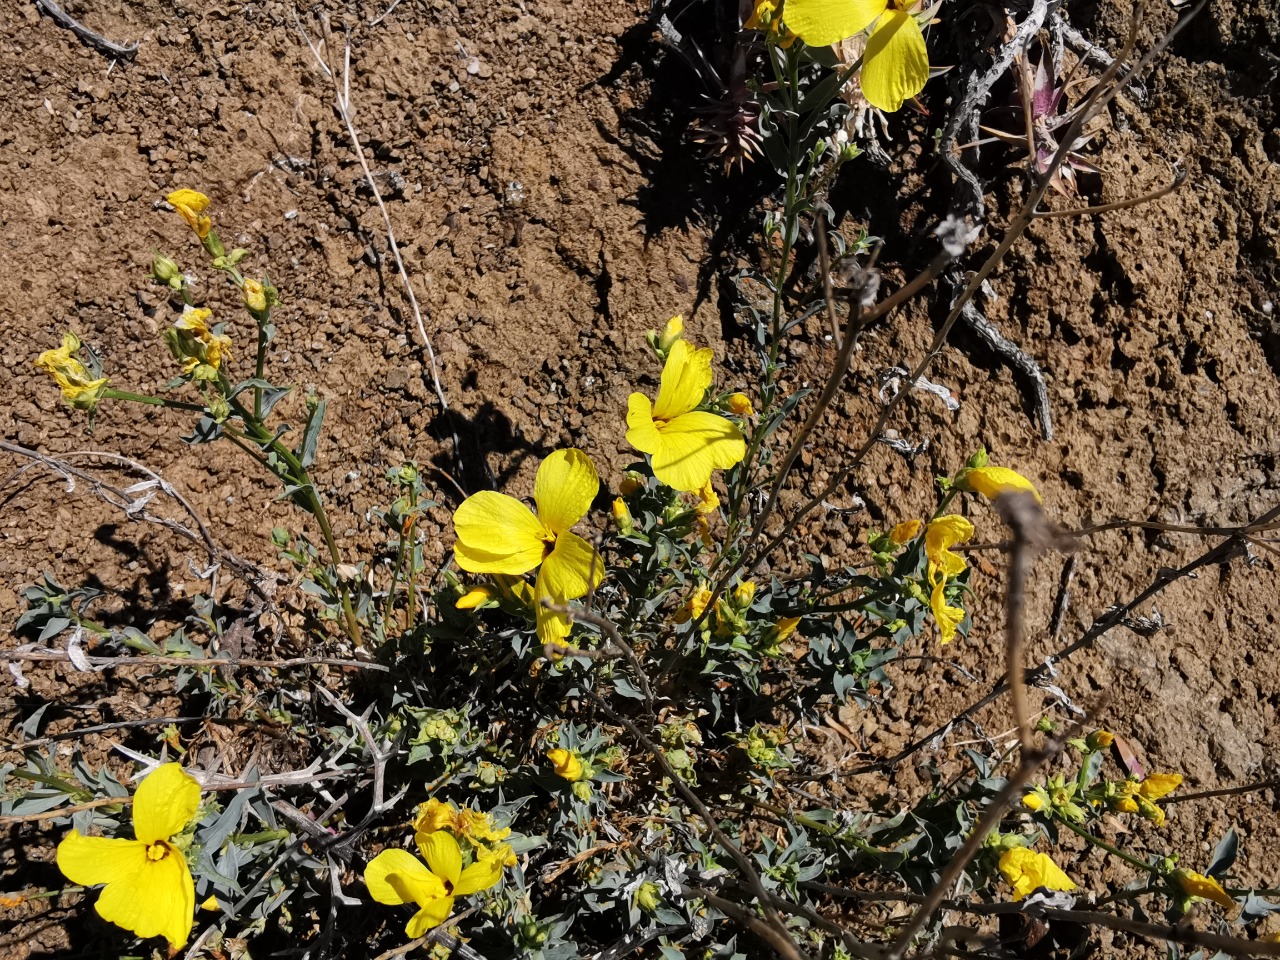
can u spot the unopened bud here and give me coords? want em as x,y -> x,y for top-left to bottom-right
727,392 -> 754,416
243,278 -> 268,313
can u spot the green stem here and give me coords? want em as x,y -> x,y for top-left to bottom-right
405,487 -> 419,628
103,389 -> 207,413
1057,817 -> 1156,873
383,521 -> 410,631
253,310 -> 270,420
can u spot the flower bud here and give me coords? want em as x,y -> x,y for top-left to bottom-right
966,447 -> 989,469
151,253 -> 184,290
731,580 -> 756,610
657,314 -> 684,351
618,472 -> 644,496
243,278 -> 268,313
456,586 -> 495,610
209,395 -> 231,423
1086,730 -> 1115,751
547,747 -> 585,782
635,881 -> 661,912
727,392 -> 754,416
611,497 -> 635,536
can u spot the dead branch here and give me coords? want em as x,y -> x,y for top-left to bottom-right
33,0 -> 139,58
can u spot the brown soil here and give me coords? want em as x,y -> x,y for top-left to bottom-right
1,0 -> 1277,956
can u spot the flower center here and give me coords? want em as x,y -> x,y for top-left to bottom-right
146,841 -> 171,862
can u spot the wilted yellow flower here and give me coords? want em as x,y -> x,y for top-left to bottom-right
452,449 -> 603,645
1173,869 -> 1236,910
34,333 -> 109,410
770,616 -> 802,644
998,847 -> 1076,900
627,340 -> 746,492
745,0 -> 797,46
925,515 -> 974,643
243,278 -> 268,313
693,480 -> 720,516
783,0 -> 929,112
675,584 -> 714,624
56,763 -> 201,949
167,189 -> 212,240
546,747 -> 585,782
167,306 -> 232,378
962,465 -> 1042,503
727,392 -> 754,416
414,798 -> 459,835
1138,772 -> 1182,801
365,832 -> 504,937
889,518 -> 922,545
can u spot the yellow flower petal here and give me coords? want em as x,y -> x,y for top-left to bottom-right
56,834 -> 149,888
365,849 -> 446,906
547,748 -> 585,781
998,847 -> 1076,901
645,411 -> 746,493
96,842 -> 193,948
132,763 -> 201,844
455,586 -> 495,610
782,0 -> 887,47
889,518 -> 922,545
534,448 -> 599,533
925,515 -> 974,579
406,896 -> 456,937
167,189 -> 213,239
653,339 -> 713,420
929,575 -> 965,644
536,600 -> 573,647
860,10 -> 930,113
965,466 -> 1042,503
454,856 -> 504,897
453,491 -> 550,575
1174,869 -> 1236,910
1138,772 -> 1182,801
413,798 -> 459,836
539,530 -> 603,602
418,831 -> 463,888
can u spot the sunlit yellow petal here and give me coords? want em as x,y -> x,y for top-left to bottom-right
418,831 -> 464,888
534,449 -> 599,533
406,896 -> 456,937
365,849 -> 445,906
965,466 -> 1042,503
453,491 -> 550,575
999,848 -> 1075,900
924,515 -> 974,578
56,834 -> 148,887
547,748 -> 586,781
454,856 -> 503,897
653,340 -> 713,421
648,411 -> 746,492
95,843 -> 194,948
536,601 -> 573,647
929,576 -> 965,644
539,531 -> 603,602
413,799 -> 460,836
860,10 -> 929,113
166,190 -> 210,214
132,763 -> 201,844
1138,772 -> 1182,801
626,392 -> 664,455
1174,869 -> 1236,910
783,0 -> 887,46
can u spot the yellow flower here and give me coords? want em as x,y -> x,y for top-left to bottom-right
782,0 -> 929,112
413,799 -> 460,835
693,480 -> 721,516
889,518 -> 922,545
962,465 -> 1042,503
56,763 -> 201,949
925,515 -> 973,643
166,189 -> 212,240
34,333 -> 109,410
455,586 -> 495,610
412,799 -> 510,846
627,339 -> 746,492
1085,730 -> 1115,750
745,0 -> 798,46
727,393 -> 754,417
243,278 -> 268,313
168,305 -> 232,378
998,847 -> 1076,901
452,449 -> 603,645
925,515 -> 974,580
365,832 -> 504,938
929,576 -> 966,644
675,584 -> 714,624
1022,792 -> 1045,812
770,616 -> 802,644
546,748 -> 585,782
1173,869 -> 1236,910
1138,772 -> 1182,801
611,497 -> 636,536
